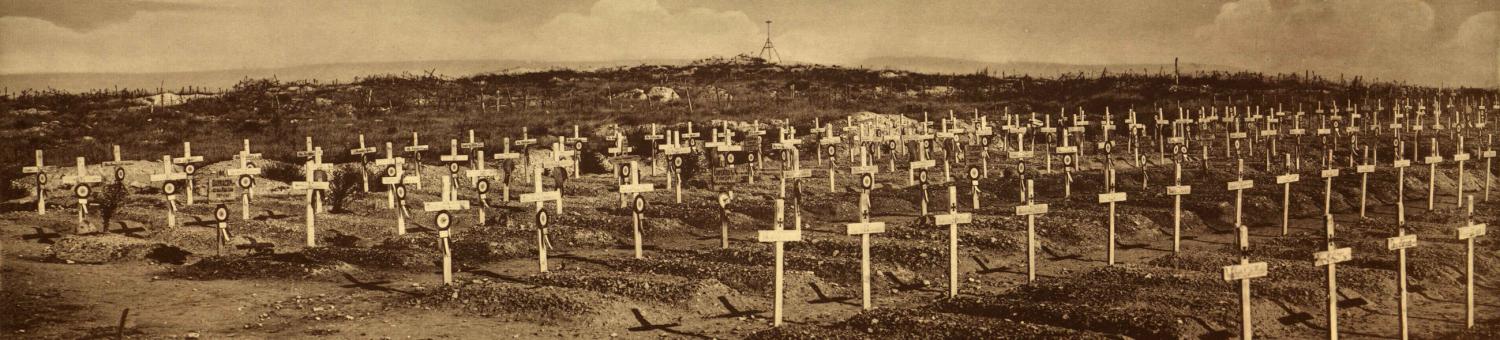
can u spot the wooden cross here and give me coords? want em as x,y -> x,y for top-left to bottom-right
609,131 -> 637,207
460,129 -> 486,172
149,155 -> 187,228
21,150 -> 56,214
1227,159 -> 1254,231
61,157 -> 103,232
1457,195 -> 1487,328
1222,214 -> 1268,340
619,161 -> 655,259
810,118 -> 827,164
1386,167 -> 1417,339
1313,215 -> 1353,340
1453,135 -> 1471,208
213,204 -> 231,255
171,142 -> 205,205
745,121 -> 768,183
514,127 -> 537,182
102,145 -> 129,183
847,146 -> 883,309
681,121 -> 701,148
1319,149 -> 1340,216
1424,138 -> 1444,210
465,150 -> 501,225
378,142 -> 419,235
756,198 -> 801,327
545,139 -> 575,214
404,132 -> 430,190
1484,135 -> 1495,202
1098,167 -> 1127,265
1015,179 -> 1048,282
779,147 -> 812,232
225,139 -> 263,220
933,177 -> 974,297
348,134 -> 378,193
440,139 -> 470,190
1268,153 -> 1298,235
565,126 -> 588,177
644,124 -> 665,177
492,137 -> 522,202
975,115 -> 993,178
906,125 -> 935,186
290,150 -> 332,247
1356,146 -> 1376,217
423,176 -> 471,284
1056,128 -> 1079,199
519,162 -> 562,272
661,130 -> 692,203
1167,156 -> 1191,252
819,123 -> 843,192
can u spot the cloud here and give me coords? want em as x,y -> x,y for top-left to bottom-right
0,0 -> 206,32
528,0 -> 762,61
1195,0 -> 1495,87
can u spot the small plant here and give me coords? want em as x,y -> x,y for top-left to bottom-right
96,182 -> 129,230
324,164 -> 363,213
261,162 -> 303,183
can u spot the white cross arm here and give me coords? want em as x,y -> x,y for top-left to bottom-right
172,156 -> 204,164
1276,174 -> 1300,184
150,173 -> 187,182
910,160 -> 936,169
846,222 -> 886,235
22,166 -> 55,174
1386,234 -> 1418,250
620,183 -> 655,194
1055,146 -> 1078,154
461,142 -> 485,149
62,174 -> 104,184
1320,169 -> 1340,178
850,165 -> 879,175
375,157 -> 407,166
934,213 -> 972,225
1167,185 -> 1192,195
404,145 -> 431,152
424,200 -> 471,212
1226,180 -> 1254,191
1015,203 -> 1049,216
758,229 -> 803,243
225,168 -> 262,176
1313,247 -> 1353,266
782,169 -> 813,179
1458,223 -> 1487,240
493,152 -> 521,160
291,181 -> 331,191
466,169 -> 501,178
381,175 -> 419,185
1097,192 -> 1127,203
519,190 -> 562,203
1222,262 -> 1268,281
351,147 -> 378,155
440,154 -> 470,162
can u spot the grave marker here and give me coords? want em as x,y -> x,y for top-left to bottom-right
1458,196 -> 1487,328
520,165 -> 562,272
1167,154 -> 1191,252
149,155 -> 187,228
1453,136 -> 1470,208
1386,165 -> 1416,339
933,179 -> 974,297
1357,146 -> 1375,217
846,146 -> 883,309
1313,216 -> 1353,340
1276,153 -> 1300,235
757,199 -> 801,327
404,132 -> 431,189
465,150 -> 501,225
1056,129 -> 1079,198
350,134 -> 379,192
378,142 -> 419,235
1098,168 -> 1127,265
565,126 -> 588,177
225,140 -> 263,220
1321,150 -> 1340,215
171,142 -> 205,205
1424,138 -> 1443,210
493,137 -> 522,202
461,129 -> 486,173
214,204 -> 231,255
1015,179 -> 1048,282
60,157 -> 103,232
423,176 -> 471,284
290,150 -> 332,247
102,145 -> 128,184
619,161 -> 655,259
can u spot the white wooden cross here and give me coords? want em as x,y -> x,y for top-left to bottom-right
424,176 -> 471,284
1167,154 -> 1192,252
102,145 -> 129,184
171,142 -> 205,205
61,157 -> 103,232
661,130 -> 692,203
493,137 -> 522,202
378,142 -> 419,235
565,126 -> 589,177
1098,167 -> 1127,265
519,162 -> 563,272
1424,138 -> 1443,210
290,150 -> 332,247
404,132 -> 431,190
975,115 -> 994,178
906,126 -> 936,186
1056,128 -> 1079,199
819,123 -> 843,192
757,198 -> 801,327
439,139 -> 470,189
810,118 -> 827,165
1319,149 -> 1340,216
1387,142 -> 1417,339
745,121 -> 768,183
515,127 -> 538,182
225,139 -> 263,220
933,177 -> 973,297
643,124 -> 665,176
350,134 -> 379,193
609,130 -> 637,207
149,155 -> 187,228
1453,135 -> 1471,208
1275,153 -> 1300,235
1457,195 -> 1487,328
779,147 -> 812,232
544,139 -> 575,214
1227,159 -> 1254,232
21,150 -> 56,214
619,161 -> 655,259
460,129 -> 486,171
1222,217 -> 1268,340
1484,135 -> 1494,202
681,121 -> 701,148
465,150 -> 501,225
1313,215 -> 1353,340
1357,146 -> 1376,217
846,146 -> 883,310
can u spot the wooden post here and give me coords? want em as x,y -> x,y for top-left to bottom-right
1015,179 -> 1048,282
1458,195 -> 1487,328
494,137 -> 521,202
1056,129 -> 1078,199
934,179 -> 973,297
21,150 -> 55,215
460,129 -> 486,175
757,199 -> 802,327
819,124 -> 842,193
1314,215 -> 1353,340
1357,146 -> 1375,217
1454,136 -> 1471,207
1275,153 -> 1299,235
1321,150 -> 1340,215
379,145 -> 417,235
423,176 -> 470,284
1484,135 -> 1494,202
565,126 -> 589,178
1386,194 -> 1417,340
1168,157 -> 1191,253
350,134 -> 378,193
465,151 -> 501,225
213,205 -> 230,255
1098,168 -> 1126,265
1425,138 -> 1443,210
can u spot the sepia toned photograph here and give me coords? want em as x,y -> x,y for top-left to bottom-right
1,0 -> 1497,338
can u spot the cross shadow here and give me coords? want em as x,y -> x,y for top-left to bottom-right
805,282 -> 855,306
709,296 -> 764,319
971,255 -> 1005,275
462,269 -> 530,285
21,227 -> 60,244
626,308 -> 710,339
182,216 -> 215,228
1186,315 -> 1234,340
553,253 -> 618,270
882,271 -> 928,292
234,236 -> 275,255
1118,241 -> 1168,252
1041,245 -> 1086,262
110,221 -> 149,237
339,273 -> 417,296
1271,299 -> 1316,327
253,209 -> 291,221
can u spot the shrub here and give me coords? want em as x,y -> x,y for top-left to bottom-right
261,162 -> 302,183
96,182 -> 129,229
324,164 -> 363,213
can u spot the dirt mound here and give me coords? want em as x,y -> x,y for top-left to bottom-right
401,281 -> 598,324
516,270 -> 736,305
165,252 -> 356,281
747,307 -> 1112,339
48,234 -> 191,264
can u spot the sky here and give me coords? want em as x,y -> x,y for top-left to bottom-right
1,0 -> 1496,87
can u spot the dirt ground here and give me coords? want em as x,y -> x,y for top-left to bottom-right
3,145 -> 1498,339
